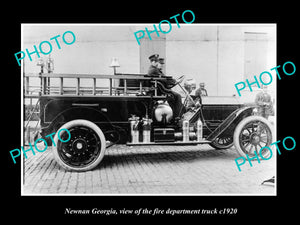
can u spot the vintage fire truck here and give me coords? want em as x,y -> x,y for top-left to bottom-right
24,71 -> 274,171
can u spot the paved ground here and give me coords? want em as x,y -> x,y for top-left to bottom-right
22,144 -> 276,195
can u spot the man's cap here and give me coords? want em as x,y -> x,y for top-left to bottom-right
158,58 -> 165,64
149,54 -> 159,62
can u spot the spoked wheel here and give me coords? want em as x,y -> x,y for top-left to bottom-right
52,119 -> 106,171
209,135 -> 234,150
233,116 -> 274,159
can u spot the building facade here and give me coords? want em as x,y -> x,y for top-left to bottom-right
22,24 -> 276,102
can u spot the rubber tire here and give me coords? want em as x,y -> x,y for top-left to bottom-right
233,115 -> 274,158
52,119 -> 106,172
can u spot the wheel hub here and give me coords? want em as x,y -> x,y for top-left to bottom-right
250,133 -> 260,145
76,142 -> 83,149
72,138 -> 87,153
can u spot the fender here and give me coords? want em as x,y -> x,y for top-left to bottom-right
206,106 -> 254,141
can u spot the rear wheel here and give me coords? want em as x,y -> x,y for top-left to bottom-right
52,119 -> 106,171
233,116 -> 274,159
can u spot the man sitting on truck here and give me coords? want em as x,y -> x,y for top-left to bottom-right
147,54 -> 183,119
147,54 -> 162,77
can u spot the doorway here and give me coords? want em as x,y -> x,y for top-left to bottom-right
139,31 -> 166,74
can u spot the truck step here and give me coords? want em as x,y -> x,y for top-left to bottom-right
126,140 -> 211,146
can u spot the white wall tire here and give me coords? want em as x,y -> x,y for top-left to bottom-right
233,116 -> 274,159
52,119 -> 106,172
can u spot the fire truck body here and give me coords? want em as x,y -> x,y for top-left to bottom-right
25,73 -> 274,171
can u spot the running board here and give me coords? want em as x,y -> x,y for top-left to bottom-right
126,140 -> 211,146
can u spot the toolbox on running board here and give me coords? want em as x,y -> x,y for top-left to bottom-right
153,128 -> 175,142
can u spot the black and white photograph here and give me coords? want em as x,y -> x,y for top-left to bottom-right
21,23 -> 277,195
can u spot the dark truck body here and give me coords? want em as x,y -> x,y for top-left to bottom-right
39,91 -> 248,145
25,72 -> 272,171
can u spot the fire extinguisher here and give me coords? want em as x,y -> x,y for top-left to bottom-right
196,118 -> 203,141
129,115 -> 140,144
182,120 -> 189,142
142,117 -> 152,143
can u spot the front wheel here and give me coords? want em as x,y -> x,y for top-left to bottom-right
52,119 -> 106,171
233,116 -> 274,159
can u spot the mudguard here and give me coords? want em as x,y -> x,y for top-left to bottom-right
206,106 -> 254,141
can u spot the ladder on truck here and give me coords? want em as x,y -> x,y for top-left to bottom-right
24,72 -> 169,98
24,96 -> 40,145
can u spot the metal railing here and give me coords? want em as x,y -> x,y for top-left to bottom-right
24,73 -> 168,98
